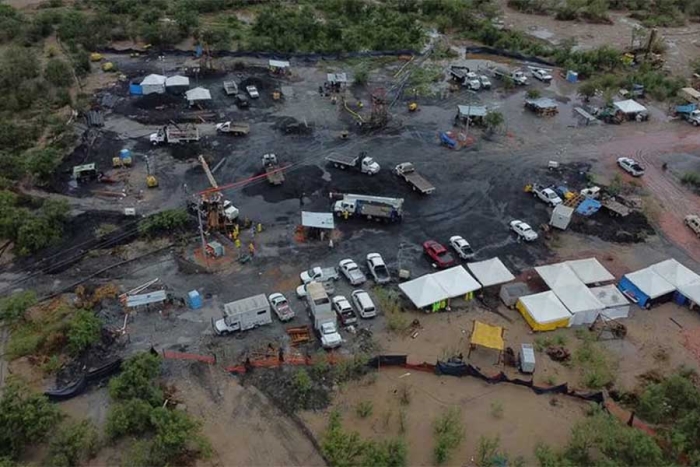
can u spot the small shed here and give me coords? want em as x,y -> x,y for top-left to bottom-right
524,97 -> 558,116
269,59 -> 290,75
566,258 -> 615,285
499,282 -> 532,308
618,267 -> 675,308
165,75 -> 190,94
467,258 -> 515,288
185,87 -> 212,105
141,74 -> 166,95
550,204 -> 574,230
456,105 -> 487,125
301,211 -> 334,230
327,73 -> 348,86
591,285 -> 630,320
613,99 -> 648,121
516,291 -> 572,332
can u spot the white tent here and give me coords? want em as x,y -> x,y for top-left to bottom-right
141,74 -> 166,95
591,285 -> 630,320
517,291 -> 572,331
165,75 -> 190,88
185,87 -> 212,104
625,267 -> 675,299
566,258 -> 615,285
432,266 -> 481,297
651,259 -> 700,288
301,211 -> 334,230
467,258 -> 515,287
677,280 -> 700,306
399,275 -> 445,309
535,263 -> 581,290
558,284 -> 604,326
613,99 -> 647,114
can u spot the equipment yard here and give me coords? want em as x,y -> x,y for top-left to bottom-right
2,4 -> 700,464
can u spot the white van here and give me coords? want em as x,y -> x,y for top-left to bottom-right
214,294 -> 272,335
351,290 -> 377,318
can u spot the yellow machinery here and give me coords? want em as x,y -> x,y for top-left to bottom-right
408,102 -> 418,112
145,155 -> 158,188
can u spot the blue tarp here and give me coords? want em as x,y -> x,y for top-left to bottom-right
129,83 -> 143,95
439,132 -> 457,148
577,198 -> 601,216
618,276 -> 650,307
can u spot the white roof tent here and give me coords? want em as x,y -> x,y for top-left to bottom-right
185,87 -> 211,103
399,266 -> 481,309
269,59 -> 290,69
140,74 -> 166,95
535,263 -> 582,290
590,285 -> 630,320
651,258 -> 700,288
467,258 -> 515,287
301,211 -> 334,230
142,74 -> 166,85
457,105 -> 487,118
535,262 -> 604,317
614,99 -> 647,114
327,72 -> 348,83
678,280 -> 700,305
518,291 -> 571,331
565,258 -> 615,285
165,75 -> 190,87
624,267 -> 675,299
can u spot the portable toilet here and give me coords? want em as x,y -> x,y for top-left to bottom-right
550,204 -> 573,230
566,70 -> 578,83
520,343 -> 536,373
187,290 -> 202,310
119,149 -> 132,166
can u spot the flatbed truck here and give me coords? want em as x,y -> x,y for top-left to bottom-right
325,152 -> 380,175
394,162 -> 435,194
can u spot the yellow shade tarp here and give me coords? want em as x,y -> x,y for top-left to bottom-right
470,321 -> 505,351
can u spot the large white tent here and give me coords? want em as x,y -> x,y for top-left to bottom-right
535,262 -> 604,325
677,280 -> 700,306
141,74 -> 166,95
623,268 -> 675,300
399,275 -> 445,309
614,99 -> 647,114
432,266 -> 481,297
566,258 -> 615,285
591,285 -> 630,320
165,75 -> 190,92
517,291 -> 572,331
535,263 -> 581,290
651,259 -> 700,288
185,87 -> 212,104
467,258 -> 515,287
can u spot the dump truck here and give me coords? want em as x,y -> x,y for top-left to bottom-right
223,80 -> 238,96
601,197 -> 631,217
394,162 -> 435,194
325,152 -> 380,175
449,66 -> 481,90
305,282 -> 341,349
215,121 -> 250,136
494,67 -> 528,85
213,294 -> 272,335
675,104 -> 700,126
262,153 -> 284,185
149,124 -> 199,145
332,193 -> 404,223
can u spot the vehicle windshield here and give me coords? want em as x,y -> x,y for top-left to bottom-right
437,249 -> 449,257
375,265 -> 388,275
321,323 -> 337,335
346,264 -> 357,271
546,192 -> 558,199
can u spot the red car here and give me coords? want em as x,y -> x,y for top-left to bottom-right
423,240 -> 457,269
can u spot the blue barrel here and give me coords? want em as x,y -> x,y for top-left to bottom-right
566,70 -> 578,83
119,149 -> 131,160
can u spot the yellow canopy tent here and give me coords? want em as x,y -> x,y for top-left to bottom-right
468,321 -> 505,364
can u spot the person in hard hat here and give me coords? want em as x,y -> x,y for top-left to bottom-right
343,210 -> 349,220
248,243 -> 255,257
235,238 -> 241,249
257,223 -> 263,233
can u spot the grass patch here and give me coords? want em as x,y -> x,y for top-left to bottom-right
355,401 -> 373,419
408,65 -> 444,97
374,289 -> 410,334
681,172 -> 700,189
397,383 -> 411,406
433,407 -> 464,465
574,340 -> 616,389
490,400 -> 504,419
533,334 -> 567,352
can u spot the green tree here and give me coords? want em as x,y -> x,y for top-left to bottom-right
484,111 -> 505,134
138,209 -> 190,237
44,58 -> 74,87
322,411 -> 365,467
0,378 -> 63,459
433,408 -> 464,465
108,352 -> 163,405
66,309 -> 101,355
47,420 -> 98,467
0,290 -> 36,323
106,399 -> 155,439
23,147 -> 63,183
150,407 -> 209,466
0,46 -> 39,87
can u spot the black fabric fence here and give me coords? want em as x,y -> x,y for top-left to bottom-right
464,46 -> 555,67
45,358 -> 123,402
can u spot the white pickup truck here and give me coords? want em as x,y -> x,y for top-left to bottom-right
300,266 -> 339,284
531,184 -> 562,207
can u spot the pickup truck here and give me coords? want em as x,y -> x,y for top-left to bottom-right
246,85 -> 259,98
367,253 -> 390,284
395,162 -> 435,194
531,68 -> 552,83
223,80 -> 238,96
332,295 -> 357,326
601,197 -> 631,217
268,293 -> 294,322
215,121 -> 250,136
338,258 -> 366,285
494,67 -> 528,85
300,266 -> 339,284
325,152 -> 380,175
262,153 -> 284,186
531,183 -> 562,207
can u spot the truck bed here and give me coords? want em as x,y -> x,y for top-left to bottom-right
223,81 -> 238,95
266,166 -> 285,185
358,203 -> 400,220
325,153 -> 357,166
601,199 -> 631,217
403,172 -> 435,194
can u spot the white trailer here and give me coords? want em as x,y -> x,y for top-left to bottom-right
214,294 -> 272,335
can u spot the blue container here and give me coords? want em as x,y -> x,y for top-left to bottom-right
120,149 -> 131,160
188,290 -> 202,310
129,83 -> 143,95
566,70 -> 578,83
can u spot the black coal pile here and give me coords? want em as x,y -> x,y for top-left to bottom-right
242,165 -> 326,203
272,116 -> 314,136
571,211 -> 654,243
134,92 -> 183,110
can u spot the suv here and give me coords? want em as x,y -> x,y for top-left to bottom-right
351,290 -> 377,318
617,157 -> 645,177
332,295 -> 357,325
685,215 -> 700,237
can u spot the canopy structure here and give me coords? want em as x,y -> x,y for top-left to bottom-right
677,280 -> 700,306
165,75 -> 190,88
651,259 -> 700,288
399,266 -> 482,310
591,285 -> 630,320
467,258 -> 515,287
525,97 -> 558,110
432,266 -> 482,297
516,291 -> 571,331
126,290 -> 167,308
141,74 -> 166,95
399,275 -> 445,309
566,258 -> 615,285
535,262 -> 604,322
457,105 -> 487,118
535,263 -> 582,290
301,211 -> 334,229
185,87 -> 211,103
614,99 -> 647,114
470,321 -> 504,351
269,59 -> 290,69
327,73 -> 348,84
618,267 -> 675,307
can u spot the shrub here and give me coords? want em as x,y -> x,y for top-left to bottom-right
47,421 -> 98,467
44,58 -> 73,87
490,400 -> 504,419
150,407 -> 210,466
66,309 -> 101,355
433,407 -> 464,465
526,89 -> 541,99
355,401 -> 373,418
574,340 -> 615,389
681,172 -> 700,188
138,209 -> 190,238
0,290 -> 36,323
108,352 -> 163,405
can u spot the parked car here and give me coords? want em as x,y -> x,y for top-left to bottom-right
479,75 -> 492,89
510,220 -> 538,242
423,240 -> 457,268
268,293 -> 294,322
235,94 -> 249,108
685,215 -> 700,237
449,235 -> 475,260
296,281 -> 335,299
338,259 -> 366,285
246,85 -> 259,98
367,253 -> 391,284
531,184 -> 563,207
332,295 -> 357,325
532,68 -> 552,82
351,290 -> 377,318
617,157 -> 645,177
